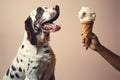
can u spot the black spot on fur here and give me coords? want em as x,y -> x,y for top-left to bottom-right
44,49 -> 50,53
43,45 -> 48,48
32,66 -> 38,69
27,66 -> 29,71
10,73 -> 14,79
6,68 -> 10,76
21,45 -> 24,49
16,57 -> 19,63
29,60 -> 33,63
32,64 -> 39,70
19,67 -> 22,72
23,70 -> 25,73
27,63 -> 31,71
20,59 -> 23,62
11,65 -> 16,71
15,73 -> 20,78
36,7 -> 44,20
28,63 -> 30,66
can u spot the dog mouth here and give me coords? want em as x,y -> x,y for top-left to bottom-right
43,23 -> 60,32
42,5 -> 61,32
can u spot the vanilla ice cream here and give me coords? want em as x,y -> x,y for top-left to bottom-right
78,7 -> 96,22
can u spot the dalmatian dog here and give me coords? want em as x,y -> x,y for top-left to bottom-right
3,5 -> 60,80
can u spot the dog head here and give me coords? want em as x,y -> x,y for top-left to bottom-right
25,5 -> 60,45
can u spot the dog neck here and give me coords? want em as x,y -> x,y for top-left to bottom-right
23,31 -> 50,48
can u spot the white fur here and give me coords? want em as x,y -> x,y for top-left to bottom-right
3,6 -> 57,80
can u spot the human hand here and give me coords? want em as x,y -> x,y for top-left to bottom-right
81,33 -> 100,51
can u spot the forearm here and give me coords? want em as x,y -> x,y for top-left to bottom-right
95,44 -> 120,71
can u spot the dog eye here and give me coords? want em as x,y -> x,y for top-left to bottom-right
34,26 -> 39,32
45,7 -> 48,9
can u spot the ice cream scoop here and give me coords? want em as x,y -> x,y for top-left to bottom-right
78,7 -> 96,22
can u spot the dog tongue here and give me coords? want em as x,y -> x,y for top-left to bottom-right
43,24 -> 57,30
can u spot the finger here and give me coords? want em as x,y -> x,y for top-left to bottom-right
83,37 -> 88,50
82,38 -> 85,43
81,33 -> 83,36
83,43 -> 86,47
90,33 -> 98,39
85,36 -> 92,50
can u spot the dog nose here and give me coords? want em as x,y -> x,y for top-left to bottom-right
53,5 -> 59,11
55,5 -> 59,10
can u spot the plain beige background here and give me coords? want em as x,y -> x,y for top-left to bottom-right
0,0 -> 120,80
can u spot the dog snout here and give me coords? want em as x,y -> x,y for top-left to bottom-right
53,5 -> 59,11
55,5 -> 59,11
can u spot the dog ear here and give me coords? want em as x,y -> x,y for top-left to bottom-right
25,17 -> 37,45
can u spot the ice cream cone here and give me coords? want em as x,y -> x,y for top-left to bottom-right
78,7 -> 96,50
81,21 -> 93,38
81,21 -> 94,49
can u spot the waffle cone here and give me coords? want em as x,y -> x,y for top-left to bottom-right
81,21 -> 94,37
81,21 -> 94,49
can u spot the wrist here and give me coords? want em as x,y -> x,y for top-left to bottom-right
94,43 -> 103,52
